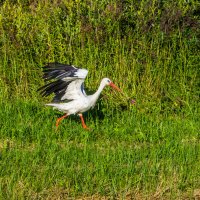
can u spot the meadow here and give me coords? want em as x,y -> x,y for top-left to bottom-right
0,0 -> 199,199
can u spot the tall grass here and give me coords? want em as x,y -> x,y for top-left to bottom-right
0,0 -> 199,106
0,0 -> 199,198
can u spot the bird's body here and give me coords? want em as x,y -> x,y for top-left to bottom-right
38,63 -> 121,129
46,78 -> 108,114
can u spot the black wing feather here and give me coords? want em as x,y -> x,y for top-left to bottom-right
42,62 -> 78,81
38,62 -> 78,98
38,79 -> 72,97
38,62 -> 86,102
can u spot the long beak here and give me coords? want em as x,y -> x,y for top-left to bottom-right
109,82 -> 121,92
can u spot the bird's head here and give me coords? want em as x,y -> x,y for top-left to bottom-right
103,78 -> 121,92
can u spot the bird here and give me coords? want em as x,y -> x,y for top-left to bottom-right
38,62 -> 121,130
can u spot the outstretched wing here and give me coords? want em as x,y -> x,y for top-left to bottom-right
38,62 -> 88,102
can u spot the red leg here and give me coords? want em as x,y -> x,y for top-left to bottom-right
78,114 -> 90,130
56,114 -> 68,128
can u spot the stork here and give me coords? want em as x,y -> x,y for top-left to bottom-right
38,63 -> 121,130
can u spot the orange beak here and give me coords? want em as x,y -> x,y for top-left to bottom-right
109,82 -> 121,92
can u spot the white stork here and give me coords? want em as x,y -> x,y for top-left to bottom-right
38,63 -> 121,130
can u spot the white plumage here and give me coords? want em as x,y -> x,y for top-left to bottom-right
38,63 -> 121,129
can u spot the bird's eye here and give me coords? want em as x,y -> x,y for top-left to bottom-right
107,80 -> 110,83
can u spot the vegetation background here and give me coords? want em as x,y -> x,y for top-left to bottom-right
0,0 -> 199,199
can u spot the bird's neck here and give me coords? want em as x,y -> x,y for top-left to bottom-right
90,80 -> 106,106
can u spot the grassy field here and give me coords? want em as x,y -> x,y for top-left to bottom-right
0,0 -> 200,199
0,100 -> 199,199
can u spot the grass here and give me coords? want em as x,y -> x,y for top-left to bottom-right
0,0 -> 200,199
0,100 -> 199,199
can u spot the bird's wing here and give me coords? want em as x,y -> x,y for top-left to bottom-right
38,62 -> 88,102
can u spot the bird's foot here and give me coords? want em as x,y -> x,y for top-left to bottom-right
83,125 -> 90,131
55,120 -> 61,131
55,114 -> 68,130
78,113 -> 90,131
55,124 -> 59,131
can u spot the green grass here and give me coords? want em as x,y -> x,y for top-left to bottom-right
0,0 -> 200,199
0,100 -> 199,199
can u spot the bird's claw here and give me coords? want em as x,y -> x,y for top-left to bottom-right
83,126 -> 90,131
